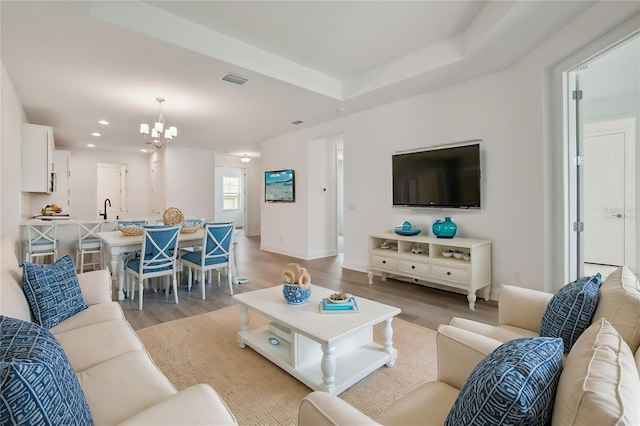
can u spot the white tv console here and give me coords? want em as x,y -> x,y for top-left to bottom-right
367,232 -> 492,310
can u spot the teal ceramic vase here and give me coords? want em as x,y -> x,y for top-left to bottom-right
432,217 -> 457,239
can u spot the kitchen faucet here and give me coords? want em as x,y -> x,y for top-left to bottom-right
101,199 -> 111,220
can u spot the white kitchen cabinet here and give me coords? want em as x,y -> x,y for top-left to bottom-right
367,232 -> 492,310
22,123 -> 55,193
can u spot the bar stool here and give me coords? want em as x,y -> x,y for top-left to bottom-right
24,223 -> 58,264
75,222 -> 104,272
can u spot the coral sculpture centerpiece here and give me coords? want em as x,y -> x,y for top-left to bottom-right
281,262 -> 312,304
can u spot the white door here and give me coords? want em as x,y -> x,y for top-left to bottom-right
96,163 -> 126,219
583,132 -> 626,265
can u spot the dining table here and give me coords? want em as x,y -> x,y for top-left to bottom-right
97,228 -> 240,300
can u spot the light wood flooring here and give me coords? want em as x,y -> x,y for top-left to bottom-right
121,234 -> 498,331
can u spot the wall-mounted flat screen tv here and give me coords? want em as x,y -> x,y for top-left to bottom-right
392,143 -> 481,208
265,169 -> 295,202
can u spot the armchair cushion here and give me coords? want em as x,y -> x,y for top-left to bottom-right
552,318 -> 640,425
444,337 -> 563,426
21,255 -> 88,329
592,266 -> 640,352
540,273 -> 602,352
0,316 -> 93,425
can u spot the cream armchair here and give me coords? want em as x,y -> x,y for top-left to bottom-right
449,284 -> 553,343
298,325 -> 502,425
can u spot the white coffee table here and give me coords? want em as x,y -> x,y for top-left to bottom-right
234,285 -> 401,396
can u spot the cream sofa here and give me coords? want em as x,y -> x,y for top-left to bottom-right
0,236 -> 237,425
299,266 -> 640,425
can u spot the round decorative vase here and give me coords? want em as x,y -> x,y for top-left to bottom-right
282,283 -> 311,304
432,217 -> 457,239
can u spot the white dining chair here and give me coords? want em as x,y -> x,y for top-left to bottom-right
125,225 -> 181,310
176,218 -> 204,281
180,221 -> 234,299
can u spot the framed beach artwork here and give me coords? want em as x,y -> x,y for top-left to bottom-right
265,169 -> 295,202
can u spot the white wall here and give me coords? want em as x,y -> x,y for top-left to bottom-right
341,72 -> 511,282
307,133 -> 341,258
164,146 -> 216,220
67,149 -> 151,220
1,63 -> 28,253
260,6 -> 640,297
259,122 -> 341,259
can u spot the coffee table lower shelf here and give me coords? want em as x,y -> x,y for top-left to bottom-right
238,325 -> 394,396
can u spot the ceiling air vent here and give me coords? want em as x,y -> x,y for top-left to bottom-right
292,120 -> 304,125
222,73 -> 249,85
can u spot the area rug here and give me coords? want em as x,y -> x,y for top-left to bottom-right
137,304 -> 437,425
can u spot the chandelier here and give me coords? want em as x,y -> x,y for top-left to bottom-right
140,98 -> 177,149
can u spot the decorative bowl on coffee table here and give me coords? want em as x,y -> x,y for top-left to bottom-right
282,283 -> 311,304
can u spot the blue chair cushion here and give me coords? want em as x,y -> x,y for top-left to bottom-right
0,316 -> 93,425
181,251 -> 228,267
21,255 -> 88,329
445,337 -> 564,426
31,240 -> 57,246
540,273 -> 602,352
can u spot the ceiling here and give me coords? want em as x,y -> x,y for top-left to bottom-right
1,1 -> 610,157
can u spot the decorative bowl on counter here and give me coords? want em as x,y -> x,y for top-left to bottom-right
453,251 -> 463,259
117,224 -> 144,236
442,250 -> 454,258
181,219 -> 203,233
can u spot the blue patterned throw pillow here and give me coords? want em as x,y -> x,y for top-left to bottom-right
22,255 -> 88,329
540,273 -> 602,352
0,316 -> 93,425
445,337 -> 564,426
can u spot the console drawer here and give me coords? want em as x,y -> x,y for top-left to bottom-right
370,255 -> 397,270
432,264 -> 470,284
398,260 -> 429,275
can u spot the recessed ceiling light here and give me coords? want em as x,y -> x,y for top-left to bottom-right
87,144 -> 95,148
91,132 -> 101,137
337,107 -> 347,113
292,120 -> 304,125
140,149 -> 148,153
98,120 -> 109,125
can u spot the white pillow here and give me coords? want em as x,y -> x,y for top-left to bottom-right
552,318 -> 640,425
592,265 -> 640,352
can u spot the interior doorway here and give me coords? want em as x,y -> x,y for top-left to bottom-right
336,146 -> 344,254
96,162 -> 128,219
567,35 -> 639,280
583,119 -> 636,273
214,166 -> 246,230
